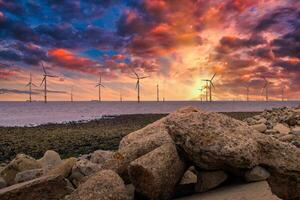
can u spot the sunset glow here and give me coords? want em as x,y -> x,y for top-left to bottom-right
0,0 -> 299,101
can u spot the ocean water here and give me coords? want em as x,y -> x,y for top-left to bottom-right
0,101 -> 299,127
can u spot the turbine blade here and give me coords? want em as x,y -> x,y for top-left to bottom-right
211,73 -> 216,81
46,75 -> 58,78
40,77 -> 45,86
135,80 -> 139,90
25,83 -> 30,87
100,84 -> 105,88
32,83 -> 38,87
41,63 -> 47,74
129,66 -> 139,78
140,75 -> 150,79
210,81 -> 215,89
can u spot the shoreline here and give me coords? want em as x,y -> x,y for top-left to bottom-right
0,112 -> 259,163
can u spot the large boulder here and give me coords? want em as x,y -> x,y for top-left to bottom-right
47,158 -> 77,178
195,170 -> 228,193
0,154 -> 41,185
165,109 -> 300,200
37,150 -> 62,173
64,170 -> 131,200
0,175 -> 73,200
128,143 -> 186,200
15,169 -> 44,183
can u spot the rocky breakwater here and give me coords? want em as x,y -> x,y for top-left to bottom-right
0,106 -> 299,200
244,106 -> 300,148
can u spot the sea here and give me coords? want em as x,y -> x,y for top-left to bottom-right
0,101 -> 299,127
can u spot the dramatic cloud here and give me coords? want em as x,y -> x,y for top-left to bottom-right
0,0 -> 299,101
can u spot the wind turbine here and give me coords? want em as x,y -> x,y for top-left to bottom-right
40,63 -> 58,103
25,73 -> 37,102
246,83 -> 250,102
95,73 -> 105,102
156,84 -> 160,102
198,88 -> 204,102
261,77 -> 272,101
130,67 -> 150,103
70,86 -> 74,102
202,73 -> 216,102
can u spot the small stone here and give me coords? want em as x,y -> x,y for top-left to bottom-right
279,134 -> 295,142
291,141 -> 300,148
291,126 -> 300,136
90,150 -> 114,164
64,170 -> 131,200
15,169 -> 44,183
37,150 -> 62,173
265,129 -> 279,135
195,170 -> 228,193
0,177 -> 7,189
273,123 -> 290,135
47,157 -> 77,178
258,118 -> 267,124
175,168 -> 197,197
245,166 -> 270,182
250,123 -> 267,133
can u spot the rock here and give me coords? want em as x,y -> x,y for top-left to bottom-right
90,150 -> 114,164
195,171 -> 228,193
265,129 -> 279,135
175,168 -> 197,197
245,166 -> 270,182
176,181 -> 280,200
273,123 -> 290,135
292,141 -> 300,148
64,170 -> 131,200
250,123 -> 267,133
0,177 -> 7,189
37,150 -> 62,172
165,108 -> 300,200
128,143 -> 186,200
69,159 -> 102,187
258,118 -> 267,124
15,169 -> 44,183
102,118 -> 173,180
0,154 -> 41,185
0,175 -> 73,200
126,184 -> 135,200
278,134 -> 295,142
291,126 -> 300,136
47,157 -> 77,178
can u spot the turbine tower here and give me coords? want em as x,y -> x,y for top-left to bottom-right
156,84 -> 159,102
95,73 -> 105,102
130,67 -> 150,103
202,73 -> 216,102
40,63 -> 58,103
246,83 -> 250,102
26,73 -> 37,102
262,77 -> 272,101
198,88 -> 203,101
70,86 -> 74,102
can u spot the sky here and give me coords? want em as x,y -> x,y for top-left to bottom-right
0,0 -> 299,101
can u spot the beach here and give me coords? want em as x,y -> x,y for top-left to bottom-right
0,112 -> 259,163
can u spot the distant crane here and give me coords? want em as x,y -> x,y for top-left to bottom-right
25,73 -> 37,102
130,67 -> 150,103
95,73 -> 105,102
202,73 -> 216,102
40,63 -> 58,103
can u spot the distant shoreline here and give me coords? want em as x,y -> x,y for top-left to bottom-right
0,112 -> 259,164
